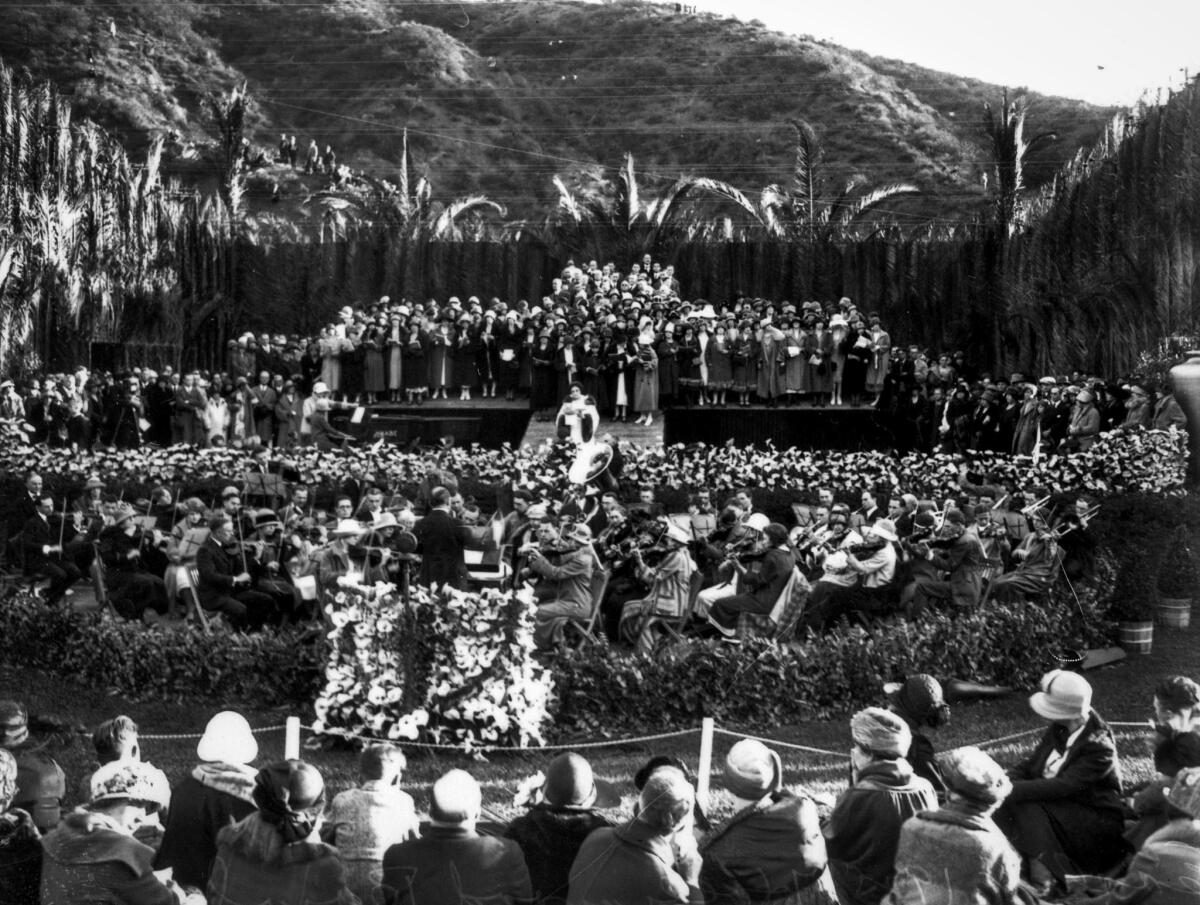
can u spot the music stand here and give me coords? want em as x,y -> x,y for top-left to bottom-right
243,472 -> 290,507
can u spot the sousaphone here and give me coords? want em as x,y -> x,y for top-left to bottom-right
568,440 -> 614,487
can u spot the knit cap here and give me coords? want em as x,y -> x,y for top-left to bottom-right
850,707 -> 912,758
938,747 -> 1011,805
723,739 -> 782,800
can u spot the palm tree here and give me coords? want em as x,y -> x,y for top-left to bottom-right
981,90 -> 1058,235
549,152 -> 712,262
301,129 -> 505,242
689,121 -> 920,241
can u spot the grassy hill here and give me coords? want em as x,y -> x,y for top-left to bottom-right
0,0 -> 1119,226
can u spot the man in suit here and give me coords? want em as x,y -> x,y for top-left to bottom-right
276,484 -> 311,531
527,523 -> 599,650
851,489 -> 883,531
21,493 -> 82,604
381,769 -> 531,905
195,514 -> 275,630
906,509 -> 987,617
707,523 -> 794,640
414,486 -> 470,590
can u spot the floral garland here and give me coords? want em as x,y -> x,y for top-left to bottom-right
0,420 -> 1185,501
311,581 -> 554,750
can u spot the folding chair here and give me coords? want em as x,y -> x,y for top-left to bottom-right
179,565 -> 213,634
736,567 -> 809,641
89,544 -> 122,620
564,567 -> 609,648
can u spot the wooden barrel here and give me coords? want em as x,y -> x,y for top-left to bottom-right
1118,621 -> 1154,654
1156,598 -> 1192,629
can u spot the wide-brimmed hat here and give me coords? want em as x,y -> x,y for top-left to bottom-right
829,314 -> 849,328
568,523 -> 594,545
525,503 -> 549,520
337,306 -> 354,319
331,519 -> 366,538
664,522 -> 691,545
197,711 -> 258,765
89,760 -> 171,811
111,504 -> 136,526
534,752 -> 620,810
84,476 -> 105,491
744,513 -> 770,533
371,511 -> 399,531
1029,670 -> 1092,722
867,518 -> 899,543
254,509 -> 281,530
724,739 -> 782,800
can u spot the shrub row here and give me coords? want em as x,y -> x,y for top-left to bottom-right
0,595 -> 324,705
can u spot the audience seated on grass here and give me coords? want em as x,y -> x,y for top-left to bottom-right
206,759 -> 357,905
156,711 -> 259,891
0,747 -> 41,905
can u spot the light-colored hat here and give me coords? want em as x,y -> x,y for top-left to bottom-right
664,522 -> 691,545
337,306 -> 354,319
312,381 -> 330,395
744,513 -> 770,533
197,711 -> 258,765
867,518 -> 899,543
89,760 -> 171,810
695,304 -> 718,320
723,738 -> 782,800
111,504 -> 136,526
829,314 -> 849,328
371,511 -> 399,530
331,519 -> 366,538
568,523 -> 594,545
850,707 -> 912,758
84,476 -> 105,491
1167,767 -> 1200,818
526,503 -> 549,520
1029,670 -> 1092,722
937,747 -> 1011,806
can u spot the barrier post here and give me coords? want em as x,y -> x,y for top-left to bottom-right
285,716 -> 301,759
696,718 -> 715,811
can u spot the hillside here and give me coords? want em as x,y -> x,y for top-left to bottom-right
0,0 -> 1119,226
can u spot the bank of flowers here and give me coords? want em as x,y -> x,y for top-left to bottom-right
0,419 -> 1186,506
312,582 -> 554,750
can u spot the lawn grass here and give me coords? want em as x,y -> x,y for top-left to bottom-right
3,617 -> 1195,827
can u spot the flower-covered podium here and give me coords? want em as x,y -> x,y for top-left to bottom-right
312,581 -> 555,751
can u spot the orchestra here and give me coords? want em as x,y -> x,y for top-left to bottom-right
5,448 -> 1101,649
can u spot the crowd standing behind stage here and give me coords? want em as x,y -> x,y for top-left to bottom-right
0,255 -> 1188,450
4,669 -> 1200,905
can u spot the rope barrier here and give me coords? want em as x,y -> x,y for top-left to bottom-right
129,718 -> 1159,752
711,727 -> 843,760
317,726 -> 702,753
138,724 -> 289,741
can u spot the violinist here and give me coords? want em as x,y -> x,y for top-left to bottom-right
276,484 -> 311,532
511,502 -> 549,586
499,490 -> 532,548
905,509 -> 987,618
696,507 -> 753,588
194,514 -> 276,630
1054,496 -> 1098,581
219,485 -> 255,539
706,523 -> 793,641
308,518 -> 364,599
596,508 -> 651,641
968,503 -> 1009,582
983,513 -> 1063,605
619,522 -> 695,651
97,505 -> 169,621
165,497 -> 208,607
799,507 -> 865,627
695,513 -> 771,619
247,510 -> 302,621
807,520 -> 900,629
527,523 -> 598,651
74,476 -> 111,533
